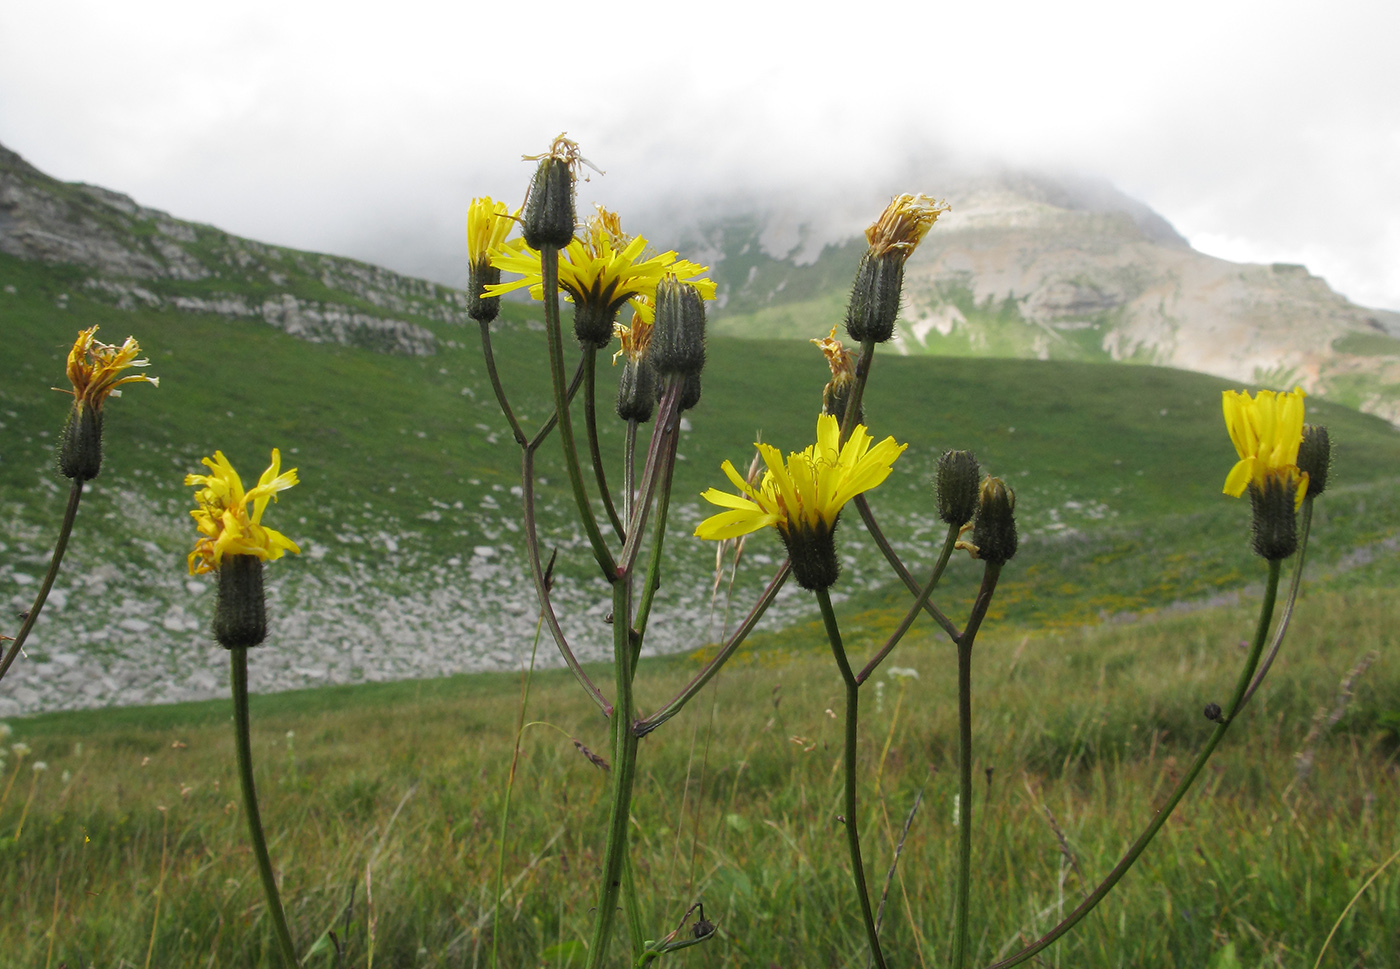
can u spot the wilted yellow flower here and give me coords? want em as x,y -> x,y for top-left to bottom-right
484,206 -> 716,326
612,304 -> 653,365
185,450 -> 301,575
1222,388 -> 1308,509
56,326 -> 158,410
865,194 -> 952,259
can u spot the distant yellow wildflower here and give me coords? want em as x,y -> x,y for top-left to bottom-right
185,450 -> 301,575
1222,387 -> 1308,509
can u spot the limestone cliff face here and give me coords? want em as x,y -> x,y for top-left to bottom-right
691,170 -> 1400,423
0,143 -> 466,356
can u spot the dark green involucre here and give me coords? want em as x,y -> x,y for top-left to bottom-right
522,156 -> 576,250
58,401 -> 103,481
1248,477 -> 1299,561
214,554 -> 268,650
845,252 -> 904,344
1297,424 -> 1331,498
780,521 -> 840,592
467,260 -> 502,324
936,450 -> 981,526
616,357 -> 659,424
650,277 -> 707,377
972,476 -> 1018,565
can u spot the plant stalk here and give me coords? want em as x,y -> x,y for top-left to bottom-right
0,479 -> 84,687
816,586 -> 888,969
231,647 -> 299,967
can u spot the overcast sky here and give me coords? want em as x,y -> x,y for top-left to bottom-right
2,0 -> 1397,309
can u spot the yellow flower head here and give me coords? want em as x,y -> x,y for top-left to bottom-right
185,450 -> 301,575
1222,387 -> 1309,509
865,194 -> 952,260
696,414 -> 907,542
484,206 -> 717,320
466,197 -> 518,267
57,326 -> 159,410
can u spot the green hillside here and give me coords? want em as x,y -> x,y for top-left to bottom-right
4,248 -> 1400,716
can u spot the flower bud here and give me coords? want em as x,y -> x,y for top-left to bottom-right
780,522 -> 841,591
650,275 -> 707,377
936,450 -> 981,526
679,372 -> 702,412
522,153 -> 576,250
616,357 -> 659,423
467,261 -> 502,324
58,401 -> 103,481
1297,424 -> 1330,498
1248,475 -> 1298,560
213,554 -> 268,649
822,370 -> 861,425
971,476 -> 1018,565
844,252 -> 904,344
1203,702 -> 1223,723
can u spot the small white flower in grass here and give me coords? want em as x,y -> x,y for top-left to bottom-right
32,761 -> 47,773
11,742 -> 30,757
886,667 -> 920,680
0,723 -> 11,741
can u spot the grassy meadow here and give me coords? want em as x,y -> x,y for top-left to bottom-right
1,582 -> 1398,968
2,251 -> 1400,967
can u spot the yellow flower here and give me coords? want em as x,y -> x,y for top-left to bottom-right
1222,387 -> 1308,509
611,303 -> 653,365
56,326 -> 158,409
696,414 -> 906,542
484,206 -> 716,321
466,197 -> 518,267
865,194 -> 952,260
185,450 -> 301,575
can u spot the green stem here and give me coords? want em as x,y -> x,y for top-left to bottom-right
477,320 -> 529,448
585,580 -> 641,969
856,522 -> 961,684
1241,498 -> 1313,709
816,587 -> 888,969
541,246 -> 617,579
231,647 -> 299,967
631,437 -> 679,655
583,347 -> 626,542
0,479 -> 83,687
622,851 -> 646,965
854,495 -> 960,642
953,563 -> 1002,969
837,338 -> 877,445
983,559 -> 1282,969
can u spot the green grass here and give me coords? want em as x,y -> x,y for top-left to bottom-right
1,583 -> 1397,967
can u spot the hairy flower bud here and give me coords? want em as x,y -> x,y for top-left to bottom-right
616,357 -> 659,424
58,401 -> 103,481
845,252 -> 904,344
213,554 -> 267,649
650,275 -> 707,377
936,450 -> 981,526
521,138 -> 579,250
971,476 -> 1018,566
1249,476 -> 1299,560
572,301 -> 617,349
1297,424 -> 1330,498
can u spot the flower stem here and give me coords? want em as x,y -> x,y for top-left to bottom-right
585,579 -> 641,969
1241,498 -> 1313,709
0,479 -> 83,687
541,246 -> 617,579
857,522 -> 961,684
983,559 -> 1282,969
952,563 -> 1002,969
230,647 -> 299,967
815,586 -> 888,969
583,347 -> 626,541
